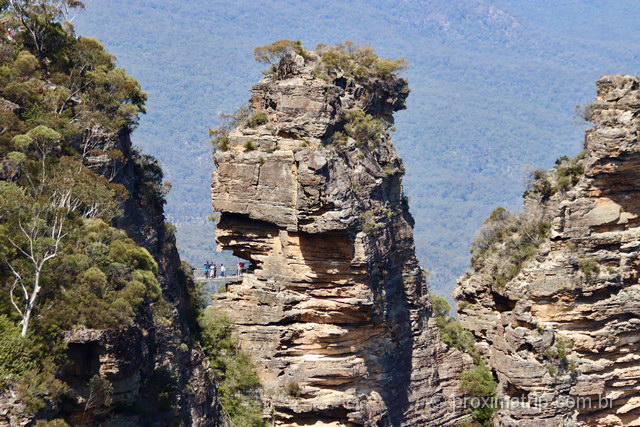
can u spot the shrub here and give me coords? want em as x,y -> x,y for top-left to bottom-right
429,294 -> 481,363
342,109 -> 385,146
554,155 -> 584,191
246,111 -> 269,128
438,319 -> 477,358
579,257 -> 600,278
0,316 -> 38,387
148,367 -> 179,412
212,134 -> 229,151
197,307 -> 266,426
109,239 -> 158,273
575,103 -> 595,122
209,106 -> 250,151
470,206 -> 551,289
360,209 -> 379,234
430,294 -> 451,318
84,374 -> 113,413
253,40 -> 306,68
527,153 -> 585,197
285,380 -> 302,397
315,41 -> 407,80
459,366 -> 497,426
244,140 -> 256,151
152,299 -> 175,327
332,131 -> 348,146
375,57 -> 408,76
16,359 -> 67,414
532,178 -> 555,199
556,176 -> 571,191
382,164 -> 396,176
544,338 -> 576,376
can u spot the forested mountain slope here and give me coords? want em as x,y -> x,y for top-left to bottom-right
74,0 -> 640,296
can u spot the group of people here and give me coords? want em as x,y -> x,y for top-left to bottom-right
203,262 -> 224,278
203,262 -> 248,278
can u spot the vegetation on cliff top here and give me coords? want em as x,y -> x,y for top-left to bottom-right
467,153 -> 584,290
0,0 -> 170,416
251,39 -> 407,81
315,41 -> 407,80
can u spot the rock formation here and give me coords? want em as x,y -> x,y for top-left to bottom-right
0,129 -> 224,426
211,50 -> 470,426
67,130 -> 225,425
456,75 -> 640,426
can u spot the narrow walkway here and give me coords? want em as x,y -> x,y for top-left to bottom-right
193,268 -> 244,302
193,268 -> 245,281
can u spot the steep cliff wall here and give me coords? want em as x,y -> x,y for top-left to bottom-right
89,130 -> 225,425
211,50 -> 470,426
456,75 -> 640,426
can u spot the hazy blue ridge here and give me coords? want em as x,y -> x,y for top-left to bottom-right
74,0 -> 640,298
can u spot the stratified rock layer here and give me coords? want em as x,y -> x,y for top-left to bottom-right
212,52 -> 470,426
456,75 -> 640,426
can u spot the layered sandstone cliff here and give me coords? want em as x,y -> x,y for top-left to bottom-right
211,51 -> 470,425
456,75 -> 640,426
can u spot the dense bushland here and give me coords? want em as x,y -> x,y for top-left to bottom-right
0,0 -> 169,415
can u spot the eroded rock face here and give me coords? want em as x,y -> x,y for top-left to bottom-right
212,52 -> 470,426
456,75 -> 640,426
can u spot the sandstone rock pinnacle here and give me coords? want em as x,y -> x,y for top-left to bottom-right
211,48 -> 470,426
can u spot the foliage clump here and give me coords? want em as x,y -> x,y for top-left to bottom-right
429,295 -> 497,425
544,337 -> 576,377
342,109 -> 386,147
0,315 -> 40,386
527,153 -> 585,199
197,307 -> 266,427
470,206 -> 551,288
147,367 -> 179,412
360,209 -> 381,234
578,257 -> 600,278
315,41 -> 407,80
430,295 -> 479,362
246,111 -> 268,128
253,39 -> 307,73
459,365 -> 498,426
284,380 -> 302,397
35,219 -> 161,332
209,106 -> 269,151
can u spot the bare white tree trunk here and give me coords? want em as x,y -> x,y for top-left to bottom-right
20,269 -> 41,337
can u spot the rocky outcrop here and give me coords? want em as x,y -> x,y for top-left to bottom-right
0,129 -> 225,426
0,133 -> 224,426
456,75 -> 640,426
211,51 -> 470,425
73,130 -> 225,426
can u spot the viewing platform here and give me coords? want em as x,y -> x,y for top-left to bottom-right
192,268 -> 244,301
